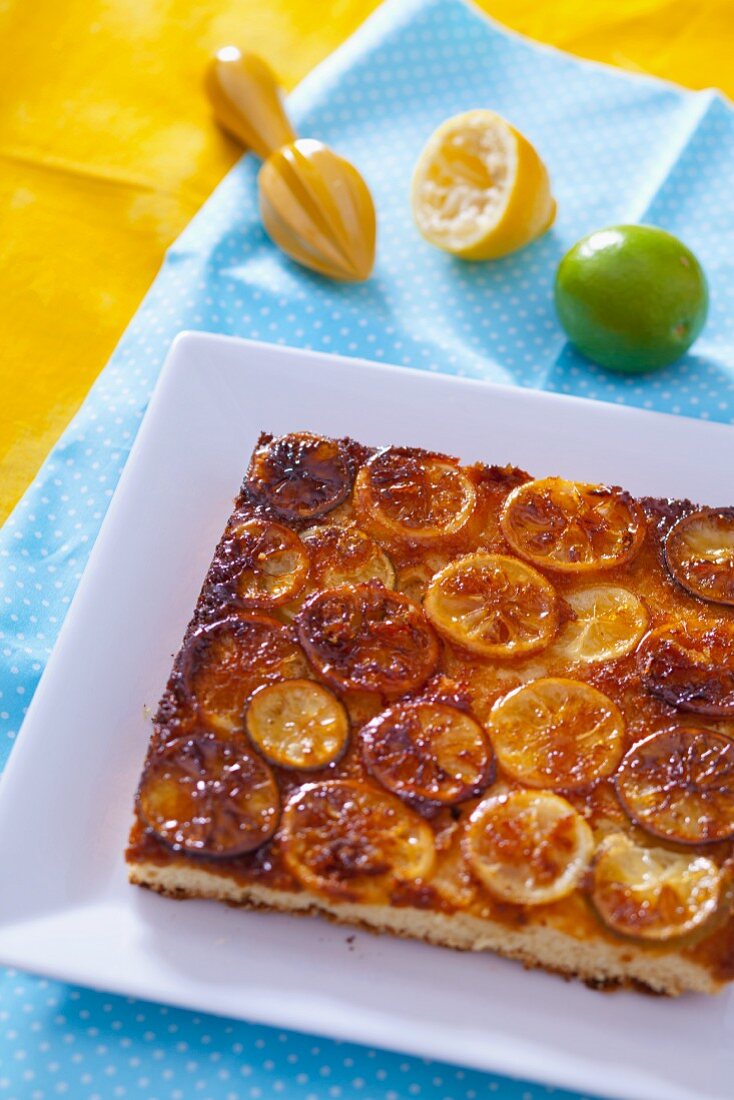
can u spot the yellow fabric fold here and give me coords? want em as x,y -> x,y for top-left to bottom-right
0,0 -> 730,522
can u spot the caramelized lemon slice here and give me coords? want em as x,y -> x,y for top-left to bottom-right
281,780 -> 435,902
225,517 -> 310,608
302,525 -> 395,589
424,552 -> 557,658
615,728 -> 734,845
639,622 -> 734,716
501,477 -> 645,573
489,677 -> 625,789
430,827 -> 478,909
463,790 -> 593,905
183,615 -> 309,733
361,701 -> 495,806
551,585 -> 648,664
355,448 -> 477,542
246,679 -> 349,770
591,833 -> 722,943
297,583 -> 439,694
245,432 -> 354,520
138,733 -> 280,857
665,508 -> 734,606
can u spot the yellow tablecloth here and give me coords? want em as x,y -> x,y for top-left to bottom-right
0,0 -> 730,523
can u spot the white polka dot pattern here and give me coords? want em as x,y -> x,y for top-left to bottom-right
0,0 -> 732,1094
0,970 -> 597,1100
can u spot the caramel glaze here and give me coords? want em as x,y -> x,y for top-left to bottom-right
126,434 -> 734,985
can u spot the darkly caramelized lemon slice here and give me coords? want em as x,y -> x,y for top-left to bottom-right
245,432 -> 354,520
296,583 -> 439,693
639,623 -> 734,716
355,448 -> 477,541
424,552 -> 558,658
246,679 -> 349,770
550,585 -> 648,665
665,508 -> 734,606
590,833 -> 722,943
463,790 -> 594,905
182,615 -> 309,733
489,677 -> 625,789
361,701 -> 495,806
138,733 -> 280,856
281,780 -> 435,901
615,728 -> 734,844
501,477 -> 645,573
301,525 -> 395,589
225,517 -> 310,608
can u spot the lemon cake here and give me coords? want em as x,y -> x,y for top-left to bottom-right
127,431 -> 734,995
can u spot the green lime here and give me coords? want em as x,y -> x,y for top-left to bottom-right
554,225 -> 708,374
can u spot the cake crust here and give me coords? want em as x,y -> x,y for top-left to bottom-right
129,859 -> 722,996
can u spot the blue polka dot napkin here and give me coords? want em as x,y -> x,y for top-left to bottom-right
1,0 -> 732,1096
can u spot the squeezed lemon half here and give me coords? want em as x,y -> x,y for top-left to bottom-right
411,109 -> 556,260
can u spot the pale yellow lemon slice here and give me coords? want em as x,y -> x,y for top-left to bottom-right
591,833 -> 722,943
430,827 -> 478,910
411,110 -> 556,260
302,525 -> 395,589
245,679 -> 349,770
552,585 -> 648,664
463,790 -> 593,905
281,525 -> 396,620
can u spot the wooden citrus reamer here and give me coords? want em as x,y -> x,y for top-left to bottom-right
206,47 -> 376,282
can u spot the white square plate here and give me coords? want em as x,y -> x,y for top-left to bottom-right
1,333 -> 733,1100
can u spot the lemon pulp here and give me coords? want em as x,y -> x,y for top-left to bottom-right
411,109 -> 556,260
